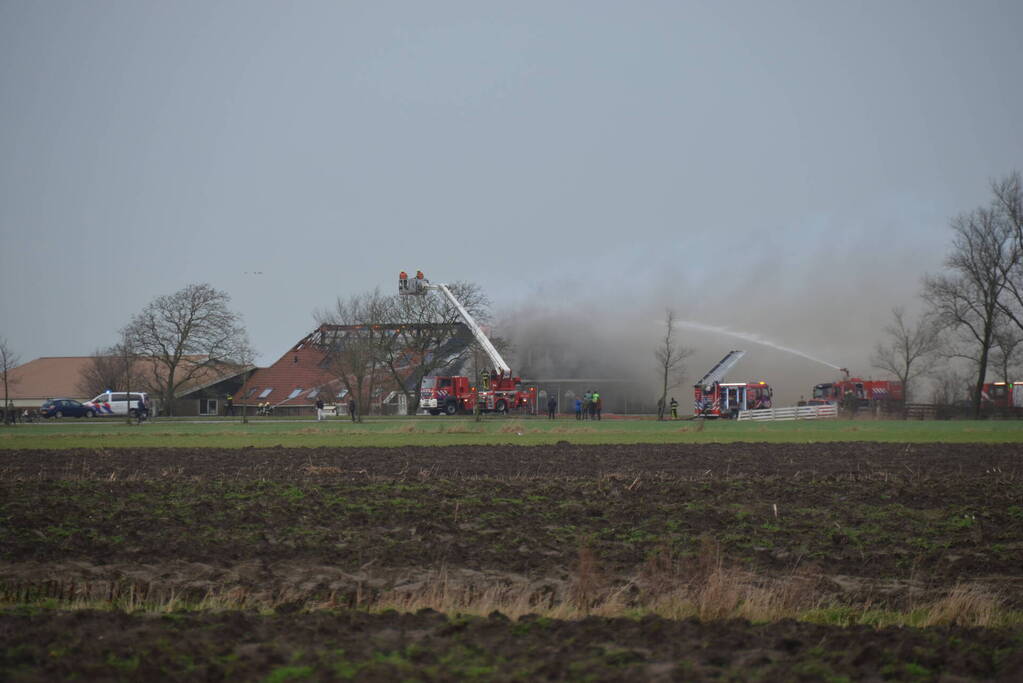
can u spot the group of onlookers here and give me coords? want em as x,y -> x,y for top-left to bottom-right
545,390 -> 604,420
576,390 -> 602,420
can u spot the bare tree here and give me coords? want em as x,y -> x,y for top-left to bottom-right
991,171 -> 1023,334
1,338 -> 20,425
379,281 -> 491,414
124,283 -> 253,415
989,322 -> 1023,385
993,171 -> 1022,247
118,330 -> 140,424
923,206 -> 1015,417
870,307 -> 940,403
929,364 -> 971,407
77,345 -> 146,397
318,289 -> 390,422
655,310 -> 692,421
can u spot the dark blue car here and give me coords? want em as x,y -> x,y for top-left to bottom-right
40,398 -> 95,419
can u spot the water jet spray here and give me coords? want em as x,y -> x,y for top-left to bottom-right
670,320 -> 842,371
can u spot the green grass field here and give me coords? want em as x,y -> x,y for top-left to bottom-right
2,415 -> 1022,448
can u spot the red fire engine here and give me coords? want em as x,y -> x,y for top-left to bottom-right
693,350 -> 773,418
980,381 -> 1023,408
399,271 -> 531,415
811,370 -> 904,408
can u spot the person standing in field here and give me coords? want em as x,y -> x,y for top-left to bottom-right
582,391 -> 592,420
574,397 -> 583,420
225,393 -> 234,416
315,397 -> 325,421
348,397 -> 357,423
547,394 -> 557,419
670,396 -> 678,420
595,393 -> 602,421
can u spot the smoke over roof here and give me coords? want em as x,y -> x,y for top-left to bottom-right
497,240 -> 939,408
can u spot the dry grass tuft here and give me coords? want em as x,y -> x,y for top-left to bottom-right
550,426 -> 598,434
569,547 -> 605,612
436,424 -> 476,434
381,424 -> 423,434
2,571 -> 1018,629
923,583 -> 1002,627
497,421 -> 528,434
696,565 -> 744,620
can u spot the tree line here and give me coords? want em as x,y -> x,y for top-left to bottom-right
873,171 -> 1022,415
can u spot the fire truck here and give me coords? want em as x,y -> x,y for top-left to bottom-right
693,350 -> 773,418
810,370 -> 904,408
399,271 -> 531,415
980,381 -> 1023,408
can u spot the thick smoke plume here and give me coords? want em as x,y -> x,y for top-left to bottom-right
495,244 -> 937,409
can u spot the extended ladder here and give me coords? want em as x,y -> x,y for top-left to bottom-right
695,350 -> 745,389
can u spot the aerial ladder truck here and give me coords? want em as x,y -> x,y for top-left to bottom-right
694,350 -> 773,418
399,271 -> 531,415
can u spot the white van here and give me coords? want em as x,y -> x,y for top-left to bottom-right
86,391 -> 150,417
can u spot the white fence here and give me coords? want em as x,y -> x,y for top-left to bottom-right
737,404 -> 838,421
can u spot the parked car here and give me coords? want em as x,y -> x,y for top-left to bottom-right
40,398 -> 95,419
85,391 -> 150,417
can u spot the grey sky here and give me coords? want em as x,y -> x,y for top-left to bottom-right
2,1 -> 1021,399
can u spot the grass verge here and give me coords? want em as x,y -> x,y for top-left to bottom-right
4,575 -> 1021,630
2,416 -> 1022,448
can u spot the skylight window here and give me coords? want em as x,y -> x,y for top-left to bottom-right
287,388 -> 303,399
258,388 -> 273,398
307,389 -> 319,399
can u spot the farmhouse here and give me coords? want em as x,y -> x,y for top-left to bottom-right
3,356 -> 253,417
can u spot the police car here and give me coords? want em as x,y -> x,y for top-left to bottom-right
86,391 -> 150,417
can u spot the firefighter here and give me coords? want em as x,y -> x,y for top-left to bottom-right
670,396 -> 678,419
841,389 -> 857,417
225,393 -> 234,416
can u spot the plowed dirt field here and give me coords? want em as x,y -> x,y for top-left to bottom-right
2,442 -> 1022,680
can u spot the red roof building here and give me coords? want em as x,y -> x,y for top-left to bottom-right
233,330 -> 337,414
234,323 -> 472,416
